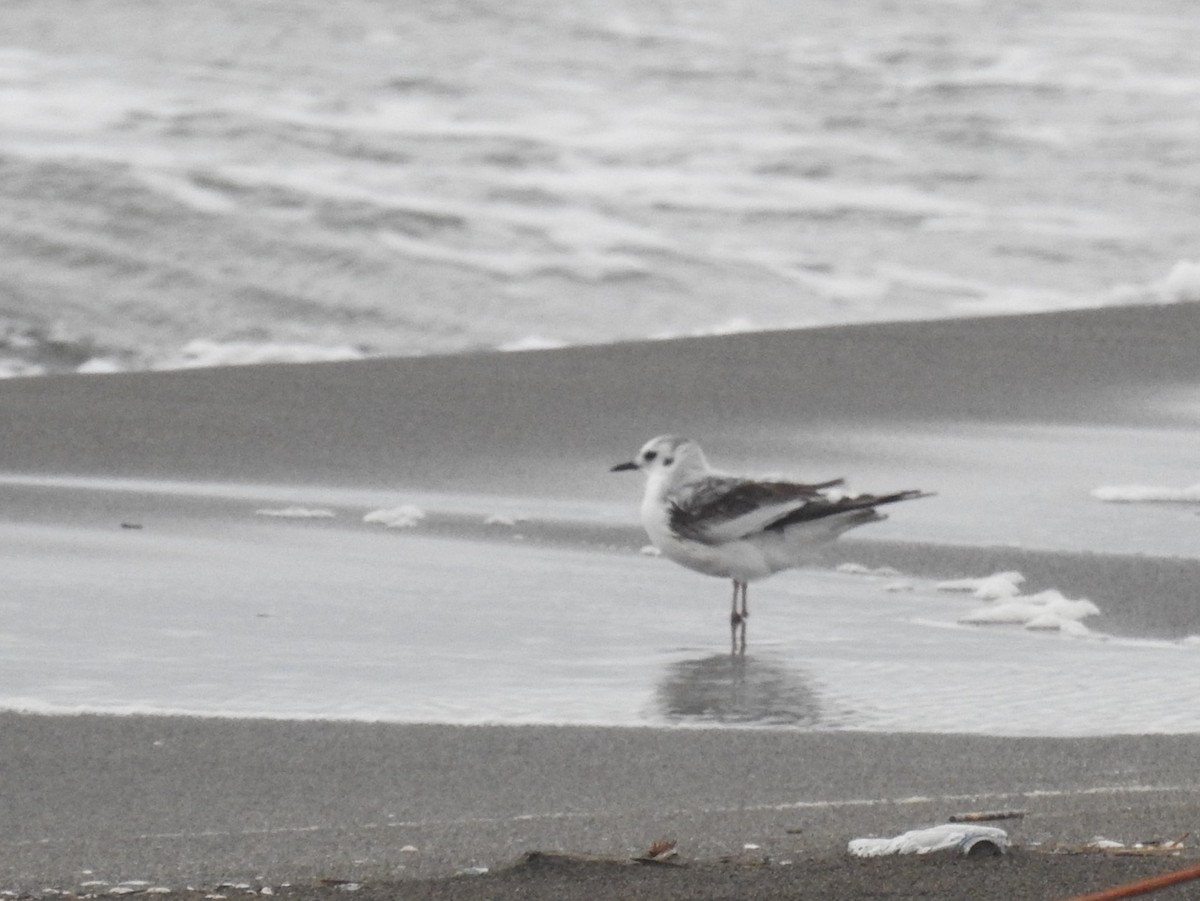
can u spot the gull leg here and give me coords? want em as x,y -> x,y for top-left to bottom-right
738,582 -> 748,652
730,580 -> 747,653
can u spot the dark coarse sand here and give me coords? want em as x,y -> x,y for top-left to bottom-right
3,714 -> 1200,900
110,854 -> 1200,901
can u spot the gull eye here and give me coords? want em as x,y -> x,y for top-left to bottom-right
664,457 -> 674,466
643,450 -> 658,462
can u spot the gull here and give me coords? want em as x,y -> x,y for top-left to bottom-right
611,435 -> 931,648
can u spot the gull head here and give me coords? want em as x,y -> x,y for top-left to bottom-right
610,435 -> 710,483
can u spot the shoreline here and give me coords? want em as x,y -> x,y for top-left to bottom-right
5,304 -> 1200,895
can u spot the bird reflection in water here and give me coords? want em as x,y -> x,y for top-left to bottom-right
656,653 -> 822,727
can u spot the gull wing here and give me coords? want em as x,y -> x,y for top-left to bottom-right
758,489 -> 932,533
667,476 -> 845,544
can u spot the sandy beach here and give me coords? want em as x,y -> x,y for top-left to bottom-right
4,303 -> 1200,897
3,713 -> 1200,899
7,1 -> 1200,894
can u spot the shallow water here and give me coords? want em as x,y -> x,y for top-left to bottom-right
3,0 -> 1200,372
3,481 -> 1199,736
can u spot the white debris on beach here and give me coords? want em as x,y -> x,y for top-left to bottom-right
936,571 -> 1025,599
1091,483 -> 1200,503
363,505 -> 426,529
640,544 -> 662,557
959,589 -> 1100,634
254,506 -> 337,519
849,823 -> 1010,857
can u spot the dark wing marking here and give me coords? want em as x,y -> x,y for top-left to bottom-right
763,489 -> 933,532
668,476 -> 846,543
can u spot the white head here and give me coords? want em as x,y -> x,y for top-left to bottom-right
610,435 -> 710,484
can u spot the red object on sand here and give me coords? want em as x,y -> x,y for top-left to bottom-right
1061,862 -> 1200,900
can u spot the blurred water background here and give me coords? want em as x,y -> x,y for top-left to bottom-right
3,0 -> 1200,374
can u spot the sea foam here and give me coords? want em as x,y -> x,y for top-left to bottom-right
936,571 -> 1026,599
959,589 -> 1100,634
155,340 -> 367,370
7,5 -> 1200,376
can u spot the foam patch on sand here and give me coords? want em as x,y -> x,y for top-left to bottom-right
926,570 -> 1098,633
1092,483 -> 1200,504
959,589 -> 1101,634
364,505 -> 426,529
936,571 -> 1026,599
483,512 -> 528,527
850,566 -> 1100,634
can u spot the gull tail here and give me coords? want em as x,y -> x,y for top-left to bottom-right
758,488 -> 933,573
869,489 -> 936,507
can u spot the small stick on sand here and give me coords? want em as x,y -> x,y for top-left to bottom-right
948,810 -> 1027,823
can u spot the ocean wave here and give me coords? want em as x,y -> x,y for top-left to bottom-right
154,339 -> 367,370
4,256 -> 1200,377
0,326 -> 368,378
4,1 -> 1200,375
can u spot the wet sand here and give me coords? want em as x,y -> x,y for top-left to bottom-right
4,301 -> 1200,494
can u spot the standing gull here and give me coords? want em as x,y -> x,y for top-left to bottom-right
612,435 -> 931,648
